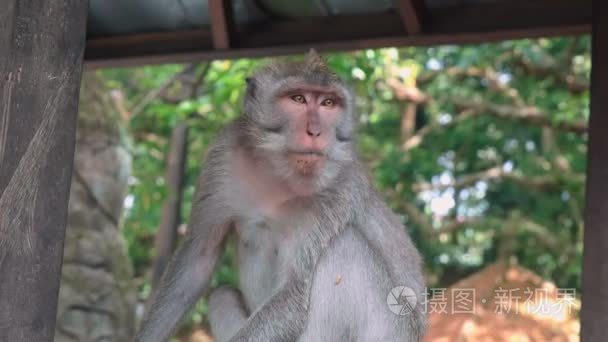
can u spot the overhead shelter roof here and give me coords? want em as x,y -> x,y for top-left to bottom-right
84,0 -> 592,68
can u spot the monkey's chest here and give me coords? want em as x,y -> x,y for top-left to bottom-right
235,216 -> 296,311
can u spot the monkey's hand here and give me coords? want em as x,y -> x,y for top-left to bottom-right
228,279 -> 309,342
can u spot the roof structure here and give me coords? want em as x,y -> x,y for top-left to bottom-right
84,0 -> 592,68
2,1 -> 605,341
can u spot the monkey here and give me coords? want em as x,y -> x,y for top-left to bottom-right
135,51 -> 426,342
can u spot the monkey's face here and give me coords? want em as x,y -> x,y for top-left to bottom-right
276,85 -> 344,174
243,56 -> 356,191
263,83 -> 354,183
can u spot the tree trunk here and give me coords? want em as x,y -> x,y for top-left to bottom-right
152,123 -> 188,289
54,72 -> 136,342
401,102 -> 418,142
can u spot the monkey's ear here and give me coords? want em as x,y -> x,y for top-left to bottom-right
245,76 -> 257,99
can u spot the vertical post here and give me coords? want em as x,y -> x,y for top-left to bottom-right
394,0 -> 426,35
0,1 -> 88,341
581,0 -> 608,340
209,0 -> 235,49
152,123 -> 189,288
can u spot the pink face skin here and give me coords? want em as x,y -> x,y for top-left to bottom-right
277,86 -> 343,176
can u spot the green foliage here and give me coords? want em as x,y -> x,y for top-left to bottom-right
101,36 -> 590,328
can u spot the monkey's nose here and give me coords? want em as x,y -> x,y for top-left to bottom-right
306,122 -> 322,137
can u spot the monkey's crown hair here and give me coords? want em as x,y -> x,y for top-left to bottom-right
301,49 -> 342,82
303,49 -> 330,71
248,49 -> 342,88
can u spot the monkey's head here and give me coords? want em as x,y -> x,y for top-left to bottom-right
241,50 -> 357,192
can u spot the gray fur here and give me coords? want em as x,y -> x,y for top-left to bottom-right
135,52 -> 426,342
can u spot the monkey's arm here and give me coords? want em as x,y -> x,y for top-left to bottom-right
228,278 -> 309,342
135,238 -> 224,342
135,213 -> 232,341
136,144 -> 234,342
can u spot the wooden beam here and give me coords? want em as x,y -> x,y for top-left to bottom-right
83,0 -> 590,68
152,123 -> 189,289
0,0 -> 88,341
85,29 -> 213,63
208,0 -> 235,49
581,0 -> 608,340
394,0 -> 426,35
428,0 -> 590,35
84,0 -> 591,68
84,22 -> 589,69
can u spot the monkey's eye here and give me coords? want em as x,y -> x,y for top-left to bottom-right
291,95 -> 306,104
321,99 -> 335,107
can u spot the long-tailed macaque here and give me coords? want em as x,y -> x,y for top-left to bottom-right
135,51 -> 426,342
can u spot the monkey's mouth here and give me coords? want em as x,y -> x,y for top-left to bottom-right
287,150 -> 325,175
289,150 -> 325,157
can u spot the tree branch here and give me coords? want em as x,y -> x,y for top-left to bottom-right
387,78 -> 430,104
386,189 -> 481,238
413,165 -> 504,192
512,50 -> 589,95
518,217 -> 560,249
452,98 -> 588,134
412,164 -> 583,193
161,62 -> 213,103
129,63 -> 199,119
386,187 -> 562,249
418,66 -> 525,105
402,109 -> 479,151
432,217 -> 484,236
